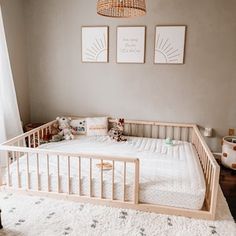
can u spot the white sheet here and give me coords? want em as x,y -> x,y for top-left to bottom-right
7,135 -> 206,210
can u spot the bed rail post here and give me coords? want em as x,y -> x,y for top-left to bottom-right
192,125 -> 220,220
0,150 -> 8,186
134,159 -> 140,204
209,166 -> 220,219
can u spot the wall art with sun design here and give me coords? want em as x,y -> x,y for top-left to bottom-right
82,26 -> 108,63
154,26 -> 186,64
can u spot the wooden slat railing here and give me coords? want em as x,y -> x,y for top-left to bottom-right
192,125 -> 220,216
0,118 -> 220,220
0,145 -> 139,204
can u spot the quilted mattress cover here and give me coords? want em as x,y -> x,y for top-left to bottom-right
7,135 -> 206,210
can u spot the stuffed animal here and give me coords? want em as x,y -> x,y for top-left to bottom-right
56,117 -> 76,140
108,118 -> 127,142
51,122 -> 60,136
50,122 -> 64,142
40,120 -> 65,144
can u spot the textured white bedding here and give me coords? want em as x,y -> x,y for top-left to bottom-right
7,135 -> 206,210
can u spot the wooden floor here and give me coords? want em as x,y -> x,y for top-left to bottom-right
219,164 -> 236,220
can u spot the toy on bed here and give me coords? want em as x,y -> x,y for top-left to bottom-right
40,117 -> 76,144
40,122 -> 62,144
165,137 -> 174,146
56,117 -> 76,140
108,118 -> 127,142
96,162 -> 113,170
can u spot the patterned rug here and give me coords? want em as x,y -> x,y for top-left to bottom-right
0,188 -> 235,236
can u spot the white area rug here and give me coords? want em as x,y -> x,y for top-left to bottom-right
0,188 -> 235,236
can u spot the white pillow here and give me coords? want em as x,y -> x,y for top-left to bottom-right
86,117 -> 108,136
70,119 -> 86,134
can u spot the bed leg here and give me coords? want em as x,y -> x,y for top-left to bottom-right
0,209 -> 2,229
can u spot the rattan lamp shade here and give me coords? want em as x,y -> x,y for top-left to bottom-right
97,0 -> 146,18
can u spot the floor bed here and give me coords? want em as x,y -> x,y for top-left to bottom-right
0,118 -> 220,220
7,136 -> 205,210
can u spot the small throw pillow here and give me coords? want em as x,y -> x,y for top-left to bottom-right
86,117 -> 108,136
70,119 -> 86,134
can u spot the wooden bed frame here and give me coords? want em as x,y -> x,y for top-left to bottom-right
0,118 -> 220,220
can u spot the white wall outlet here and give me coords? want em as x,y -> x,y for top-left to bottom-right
204,128 -> 213,137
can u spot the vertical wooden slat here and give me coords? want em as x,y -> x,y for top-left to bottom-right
100,159 -> 103,199
134,159 -> 139,204
46,154 -> 50,192
112,160 -> 115,200
57,155 -> 60,193
123,162 -> 126,202
203,151 -> 207,172
89,158 -> 92,197
67,156 -> 70,194
208,165 -> 213,203
186,127 -> 189,142
78,157 -> 81,195
37,131 -> 40,147
33,133 -> 36,148
15,152 -> 20,188
206,160 -> 210,182
7,152 -> 10,186
36,153 -> 39,190
156,125 -> 159,139
26,153 -> 30,189
204,152 -> 208,169
17,140 -> 20,160
207,163 -> 212,207
28,135 -> 31,148
49,125 -> 52,134
210,165 -> 220,217
41,129 -> 44,140
135,124 -> 138,137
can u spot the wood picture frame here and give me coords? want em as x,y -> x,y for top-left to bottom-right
154,25 -> 186,64
81,26 -> 109,63
116,26 -> 146,64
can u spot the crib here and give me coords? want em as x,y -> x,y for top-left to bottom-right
0,118 -> 220,220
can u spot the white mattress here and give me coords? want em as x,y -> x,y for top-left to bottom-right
7,135 -> 206,210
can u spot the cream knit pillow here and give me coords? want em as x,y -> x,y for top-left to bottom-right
86,117 -> 108,136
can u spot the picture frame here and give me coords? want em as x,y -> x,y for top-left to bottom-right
81,26 -> 109,63
117,26 -> 146,64
154,25 -> 186,64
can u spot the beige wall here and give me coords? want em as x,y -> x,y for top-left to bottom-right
15,0 -> 236,151
0,0 -> 30,124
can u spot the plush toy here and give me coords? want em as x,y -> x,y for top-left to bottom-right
56,117 -> 76,140
108,118 -> 127,142
51,122 -> 60,136
40,133 -> 53,144
50,122 -> 64,142
165,137 -> 173,146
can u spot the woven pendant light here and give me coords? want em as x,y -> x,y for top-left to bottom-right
97,0 -> 146,18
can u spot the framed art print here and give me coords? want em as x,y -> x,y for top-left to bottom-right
82,26 -> 109,63
154,26 -> 186,64
117,26 -> 146,63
